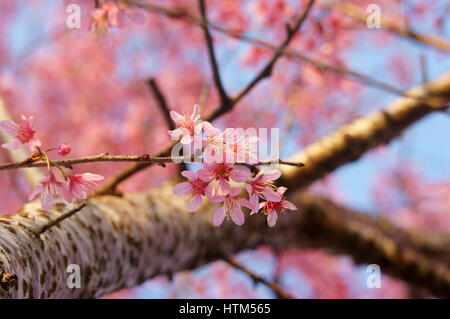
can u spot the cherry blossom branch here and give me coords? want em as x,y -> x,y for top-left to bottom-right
198,0 -> 231,108
0,152 -> 305,172
147,78 -> 175,131
223,256 -> 293,299
319,0 -> 450,52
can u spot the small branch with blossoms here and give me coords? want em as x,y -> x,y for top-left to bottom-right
1,112 -> 304,228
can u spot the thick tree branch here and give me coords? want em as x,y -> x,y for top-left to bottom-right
318,1 -> 450,52
1,186 -> 449,298
279,71 -> 450,189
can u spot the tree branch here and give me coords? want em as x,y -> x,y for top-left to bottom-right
318,0 -> 450,52
198,0 -> 231,108
223,256 -> 293,299
279,71 -> 450,190
1,186 -> 449,298
147,78 -> 175,131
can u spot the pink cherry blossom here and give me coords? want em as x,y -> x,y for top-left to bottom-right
259,187 -> 297,227
29,171 -> 72,211
210,187 -> 249,226
0,115 -> 41,152
90,3 -> 119,38
246,169 -> 282,202
197,162 -> 251,195
223,129 -> 259,164
172,170 -> 214,212
57,143 -> 71,156
66,173 -> 104,200
168,104 -> 203,144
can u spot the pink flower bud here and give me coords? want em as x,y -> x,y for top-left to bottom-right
57,143 -> 71,156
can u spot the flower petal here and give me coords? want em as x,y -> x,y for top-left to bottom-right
180,134 -> 193,145
262,170 -> 281,181
230,208 -> 245,226
1,139 -> 22,150
28,185 -> 43,201
197,169 -> 214,182
0,120 -> 19,136
230,166 -> 251,182
262,189 -> 282,202
213,206 -> 226,227
217,179 -> 231,196
181,170 -> 196,181
267,211 -> 278,227
172,182 -> 193,196
283,200 -> 297,211
188,194 -> 202,212
229,186 -> 241,198
169,111 -> 184,125
81,173 -> 104,181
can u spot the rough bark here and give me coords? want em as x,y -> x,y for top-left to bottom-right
1,187 -> 449,298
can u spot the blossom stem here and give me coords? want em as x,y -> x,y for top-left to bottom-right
0,153 -> 305,171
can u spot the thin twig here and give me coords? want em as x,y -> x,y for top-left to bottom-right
223,256 -> 293,299
204,0 -> 315,122
0,153 -> 304,171
147,78 -> 175,131
33,202 -> 87,236
199,0 -> 231,108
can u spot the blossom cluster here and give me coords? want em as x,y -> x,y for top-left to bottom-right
170,105 -> 297,227
0,116 -> 103,210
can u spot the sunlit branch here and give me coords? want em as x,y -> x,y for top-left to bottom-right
318,0 -> 450,52
0,153 -> 305,172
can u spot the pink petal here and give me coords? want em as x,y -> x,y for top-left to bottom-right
29,138 -> 42,152
262,189 -> 282,202
267,211 -> 278,227
168,128 -> 184,138
197,169 -> 214,182
229,186 -> 241,198
210,194 -> 226,203
277,186 -> 287,195
230,166 -> 251,182
213,207 -> 226,227
169,111 -> 184,125
205,185 -> 214,199
172,182 -> 193,196
262,170 -> 281,181
283,200 -> 297,211
230,208 -> 245,226
180,134 -> 193,145
81,173 -> 104,181
217,179 -> 231,196
246,184 -> 253,197
181,170 -> 196,181
0,120 -> 19,136
28,185 -> 43,201
1,139 -> 21,150
188,194 -> 202,212
40,188 -> 54,211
